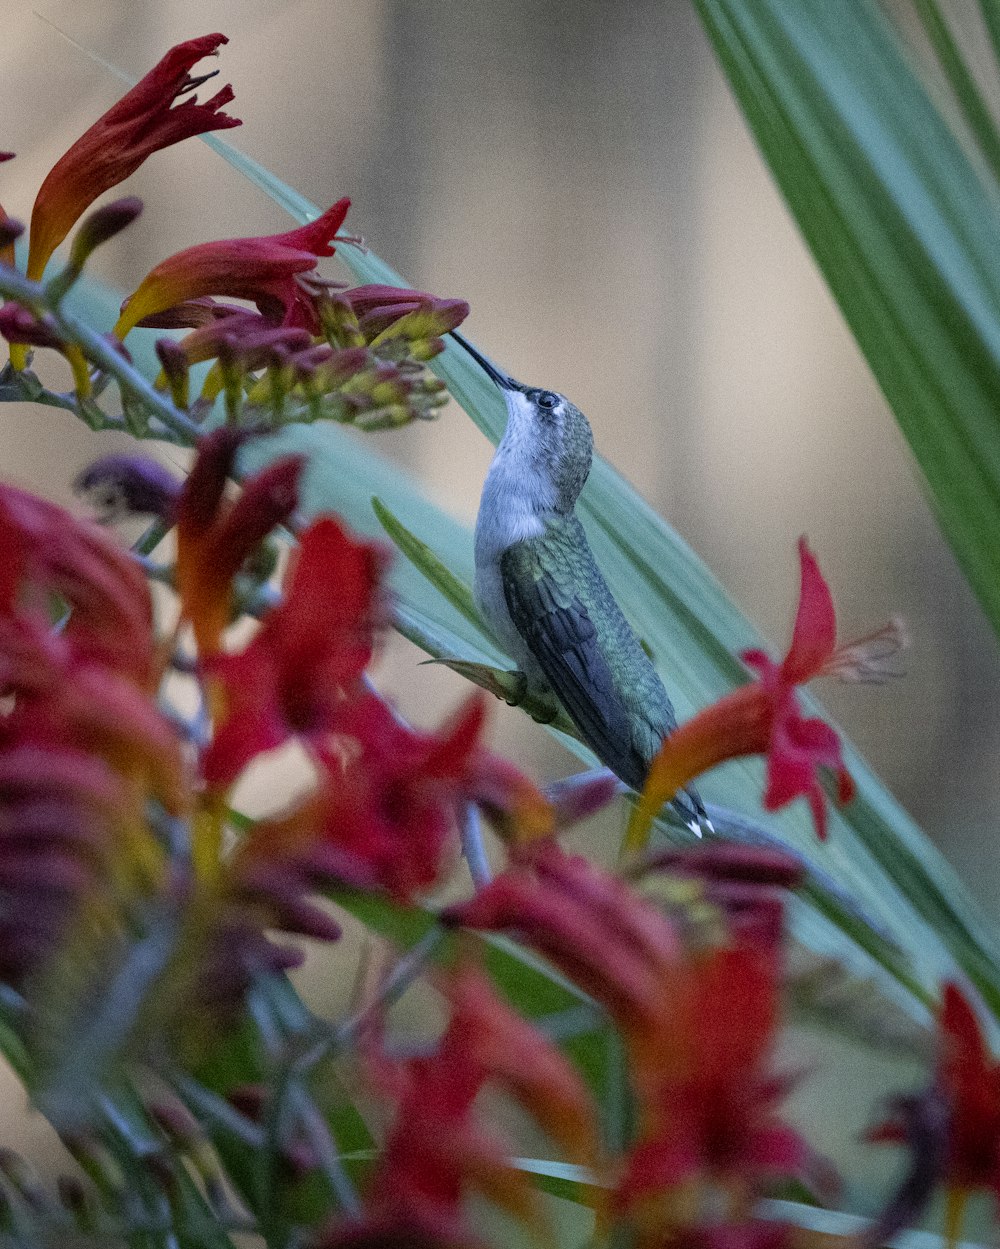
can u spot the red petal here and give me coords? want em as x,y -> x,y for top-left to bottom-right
27,34 -> 240,280
782,538 -> 837,685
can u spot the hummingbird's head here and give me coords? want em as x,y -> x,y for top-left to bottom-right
453,333 -> 594,512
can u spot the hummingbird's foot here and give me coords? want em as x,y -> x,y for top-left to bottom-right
512,673 -> 563,725
502,669 -> 528,707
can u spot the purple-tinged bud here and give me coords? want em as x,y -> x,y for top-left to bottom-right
136,297 -> 248,329
155,337 -> 191,409
0,216 -> 25,251
634,842 -> 804,889
289,342 -> 334,380
0,304 -> 62,349
149,1100 -> 199,1145
74,453 -> 181,524
68,196 -> 143,270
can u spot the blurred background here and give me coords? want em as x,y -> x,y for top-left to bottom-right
2,0 -> 993,1202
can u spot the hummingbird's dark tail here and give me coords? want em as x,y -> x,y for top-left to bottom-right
671,784 -> 714,839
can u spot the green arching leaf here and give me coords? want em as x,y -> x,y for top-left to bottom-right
331,889 -> 593,1016
371,495 -> 486,637
511,1157 -> 604,1206
758,1198 -> 989,1249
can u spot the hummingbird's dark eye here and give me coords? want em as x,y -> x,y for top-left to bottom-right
537,391 -> 559,410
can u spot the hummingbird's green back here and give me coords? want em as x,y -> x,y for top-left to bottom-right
501,512 -> 677,793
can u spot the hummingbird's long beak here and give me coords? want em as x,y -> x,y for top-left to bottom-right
450,331 -> 517,391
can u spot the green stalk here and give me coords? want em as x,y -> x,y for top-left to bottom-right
0,266 -> 200,444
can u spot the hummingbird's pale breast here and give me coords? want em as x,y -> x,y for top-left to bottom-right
474,390 -> 556,681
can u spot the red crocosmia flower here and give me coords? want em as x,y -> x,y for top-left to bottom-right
202,516 -> 390,787
449,841 -> 807,1217
629,539 -> 904,850
1,631 -> 186,817
615,947 -> 805,1218
325,965 -> 595,1249
0,485 -> 191,984
26,35 -> 240,282
113,198 -> 352,338
934,984 -> 1000,1200
174,428 -> 303,654
450,840 -> 684,1036
0,485 -> 155,686
245,692 -> 550,901
869,984 -> 1000,1243
311,692 -> 533,899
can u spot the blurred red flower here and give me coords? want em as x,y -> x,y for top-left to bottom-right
203,514 -> 389,786
321,965 -> 596,1249
174,428 -> 303,654
450,840 -> 806,1238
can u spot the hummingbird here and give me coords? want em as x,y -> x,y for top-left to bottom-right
454,332 -> 710,837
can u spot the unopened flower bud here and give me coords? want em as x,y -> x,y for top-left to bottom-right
69,196 -> 144,270
0,216 -> 25,252
155,337 -> 191,409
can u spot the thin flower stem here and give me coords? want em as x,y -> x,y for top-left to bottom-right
335,924 -> 447,1050
0,373 -> 79,413
251,983 -> 363,1222
0,266 -> 200,444
284,1083 -> 362,1219
166,1072 -> 267,1149
545,766 -> 625,802
459,803 -> 492,888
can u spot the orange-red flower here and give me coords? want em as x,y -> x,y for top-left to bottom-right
114,199 -> 352,338
26,34 -> 240,282
933,984 -> 1000,1199
321,965 -> 596,1249
202,515 -> 389,786
449,840 -> 807,1235
628,539 -> 903,850
174,428 -> 303,654
242,692 -> 551,901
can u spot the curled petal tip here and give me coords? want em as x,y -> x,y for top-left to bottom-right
27,34 -> 241,280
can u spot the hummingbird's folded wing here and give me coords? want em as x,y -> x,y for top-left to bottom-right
500,520 -> 664,792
